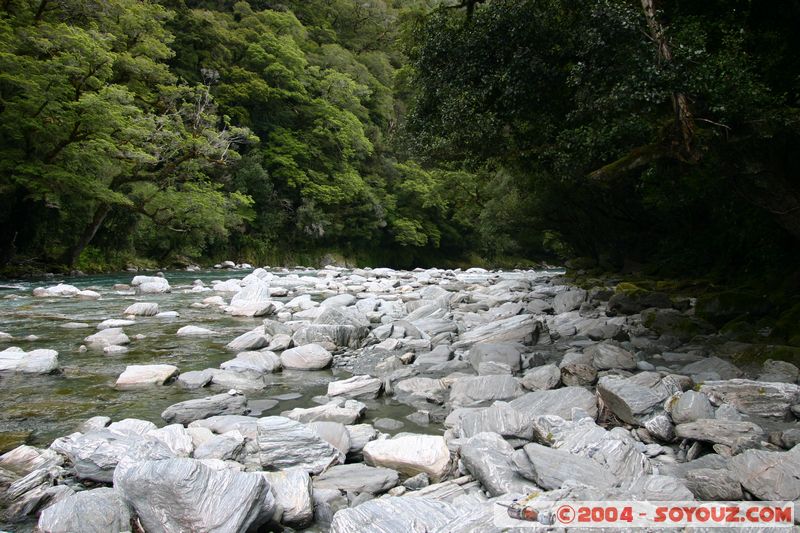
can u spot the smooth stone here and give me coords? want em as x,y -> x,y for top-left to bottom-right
362,434 -> 450,480
281,343 -> 333,370
84,328 -> 130,347
176,370 -> 213,389
700,379 -> 800,419
674,419 -> 765,448
327,375 -> 382,399
37,487 -> 130,533
226,326 -> 270,351
684,468 -> 743,500
256,416 -> 343,474
114,458 -> 274,532
314,463 -> 399,494
670,390 -> 715,424
509,386 -> 598,420
115,364 -> 179,389
729,445 -> 800,502
460,432 -> 537,496
131,276 -> 171,294
96,319 -> 135,331
586,342 -> 637,370
260,468 -> 314,527
221,351 -> 281,374
520,364 -> 561,391
281,402 -> 363,425
0,348 -> 59,374
176,325 -> 218,337
467,343 -> 522,372
515,442 -> 616,490
373,418 -> 404,431
161,392 -> 248,425
123,302 -> 159,316
103,345 -> 128,355
449,374 -> 522,408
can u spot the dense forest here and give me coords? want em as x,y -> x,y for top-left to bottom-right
1,0 -> 799,276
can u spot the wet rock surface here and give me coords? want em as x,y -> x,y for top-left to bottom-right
1,266 -> 799,531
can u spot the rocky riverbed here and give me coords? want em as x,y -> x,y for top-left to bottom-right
0,266 -> 798,532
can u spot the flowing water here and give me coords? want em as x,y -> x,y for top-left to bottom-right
0,269 -> 431,453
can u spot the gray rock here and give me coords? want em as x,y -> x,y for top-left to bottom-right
681,356 -> 743,380
282,402 -> 363,424
346,424 -> 378,454
78,416 -> 111,433
37,487 -> 130,533
374,418 -> 404,431
674,419 -> 765,448
553,289 -> 587,314
644,414 -> 675,442
730,445 -> 800,502
221,351 -> 281,374
123,302 -> 159,316
626,474 -> 694,501
146,424 -> 194,457
363,434 -> 451,480
586,342 -> 637,370
85,328 -> 129,347
257,416 -> 343,474
193,431 -> 246,461
758,359 -> 800,383
176,325 -> 218,337
684,468 -> 743,500
520,364 -> 561,391
281,343 -> 332,370
449,374 -> 522,408
161,392 -> 248,425
321,294 -> 357,308
715,403 -> 743,421
559,351 -> 597,386
115,364 -> 179,389
460,432 -> 537,496
699,379 -> 800,419
477,361 -> 512,375
131,276 -> 170,294
114,458 -> 274,533
596,373 -> 676,426
260,468 -> 314,527
670,390 -> 716,424
330,496 -> 487,533
208,369 -> 267,390
402,472 -> 430,490
227,278 -> 274,317
0,347 -> 59,374
515,442 -> 616,490
54,430 -> 174,483
292,325 -> 366,349
530,415 -> 652,482
1,445 -> 64,476
307,421 -> 351,456
467,343 -> 522,372
225,326 -> 270,351
327,375 -> 382,399
509,386 -> 598,420
458,401 -> 534,440
451,314 -> 540,350
394,377 -> 446,404
176,370 -> 213,389
313,463 -> 399,494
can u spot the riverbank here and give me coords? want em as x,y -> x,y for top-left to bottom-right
1,266 -> 798,531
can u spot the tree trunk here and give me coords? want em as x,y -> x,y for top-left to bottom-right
640,0 -> 697,162
64,204 -> 111,267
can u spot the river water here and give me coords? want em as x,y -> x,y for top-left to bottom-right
0,269 -> 432,452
